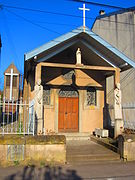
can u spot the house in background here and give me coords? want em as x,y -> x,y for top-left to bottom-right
92,6 -> 135,105
23,26 -> 135,137
92,7 -> 135,129
3,63 -> 20,102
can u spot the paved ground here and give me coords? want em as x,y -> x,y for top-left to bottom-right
1,140 -> 134,179
1,161 -> 135,180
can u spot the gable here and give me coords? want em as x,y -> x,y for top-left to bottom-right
4,63 -> 20,74
25,26 -> 135,71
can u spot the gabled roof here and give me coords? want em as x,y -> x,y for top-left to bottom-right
25,26 -> 135,71
4,63 -> 20,74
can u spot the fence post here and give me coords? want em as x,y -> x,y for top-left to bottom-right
27,97 -> 31,135
16,100 -> 18,133
7,99 -> 9,133
33,102 -> 35,136
2,97 -> 5,136
23,100 -> 26,135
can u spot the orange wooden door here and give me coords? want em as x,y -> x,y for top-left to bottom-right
58,97 -> 79,132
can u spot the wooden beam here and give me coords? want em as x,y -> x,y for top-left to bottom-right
39,62 -> 116,71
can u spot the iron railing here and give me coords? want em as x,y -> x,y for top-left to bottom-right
106,103 -> 135,134
123,103 -> 135,134
0,97 -> 35,135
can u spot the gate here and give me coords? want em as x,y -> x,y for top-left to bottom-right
0,97 -> 35,135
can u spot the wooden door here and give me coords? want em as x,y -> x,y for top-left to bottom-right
58,97 -> 79,132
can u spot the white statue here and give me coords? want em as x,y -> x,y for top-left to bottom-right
114,83 -> 122,119
34,79 -> 43,134
76,48 -> 82,64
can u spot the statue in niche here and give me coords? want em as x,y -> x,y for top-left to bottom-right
76,48 -> 82,65
114,83 -> 122,119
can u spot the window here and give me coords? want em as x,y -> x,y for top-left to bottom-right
6,76 -> 10,87
59,86 -> 78,97
43,86 -> 50,105
13,76 -> 17,87
87,87 -> 96,106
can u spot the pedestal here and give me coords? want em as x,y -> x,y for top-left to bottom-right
115,119 -> 124,138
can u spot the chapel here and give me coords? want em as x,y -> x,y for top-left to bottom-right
23,26 -> 135,137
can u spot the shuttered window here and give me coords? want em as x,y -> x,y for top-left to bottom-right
6,76 -> 10,87
13,76 -> 17,87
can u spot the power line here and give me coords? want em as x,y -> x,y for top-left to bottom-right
3,8 -> 80,44
4,8 -> 62,35
69,0 -> 125,9
107,69 -> 134,98
25,20 -> 79,27
2,4 -> 135,27
2,4 -> 84,19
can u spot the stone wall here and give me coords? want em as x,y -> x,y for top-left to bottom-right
0,135 -> 66,166
118,134 -> 135,161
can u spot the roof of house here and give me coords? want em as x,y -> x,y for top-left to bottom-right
95,6 -> 135,20
4,63 -> 20,74
25,26 -> 135,71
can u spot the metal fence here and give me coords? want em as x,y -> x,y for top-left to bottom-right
0,97 -> 35,135
123,103 -> 135,134
107,103 -> 135,134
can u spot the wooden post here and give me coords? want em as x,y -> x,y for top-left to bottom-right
114,68 -> 123,138
35,63 -> 41,84
114,68 -> 120,87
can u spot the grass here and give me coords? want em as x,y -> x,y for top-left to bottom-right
40,161 -> 46,167
14,160 -> 20,166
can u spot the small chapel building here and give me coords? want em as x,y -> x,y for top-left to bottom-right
23,26 -> 135,137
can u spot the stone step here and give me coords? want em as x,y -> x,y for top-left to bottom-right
66,140 -> 120,164
67,153 -> 120,164
58,133 -> 91,141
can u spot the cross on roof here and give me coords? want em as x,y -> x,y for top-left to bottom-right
79,3 -> 90,32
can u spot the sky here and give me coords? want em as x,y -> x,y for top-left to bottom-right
0,0 -> 135,90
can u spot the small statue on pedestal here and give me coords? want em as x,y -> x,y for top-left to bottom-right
76,48 -> 83,65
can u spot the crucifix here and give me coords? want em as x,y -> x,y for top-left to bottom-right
79,3 -> 90,32
5,68 -> 18,101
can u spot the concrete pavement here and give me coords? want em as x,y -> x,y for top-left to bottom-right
1,161 -> 135,180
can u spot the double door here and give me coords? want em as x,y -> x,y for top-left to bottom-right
58,97 -> 79,132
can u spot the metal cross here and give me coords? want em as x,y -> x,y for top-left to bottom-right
5,68 -> 18,101
79,3 -> 90,32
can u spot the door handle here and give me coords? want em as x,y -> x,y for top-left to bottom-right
65,112 -> 67,115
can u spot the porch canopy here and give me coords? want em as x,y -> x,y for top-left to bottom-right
25,26 -> 135,73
